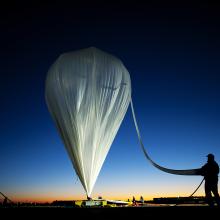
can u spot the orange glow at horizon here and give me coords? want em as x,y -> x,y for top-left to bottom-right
3,175 -> 210,203
9,190 -> 205,203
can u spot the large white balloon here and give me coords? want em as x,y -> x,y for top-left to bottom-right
45,47 -> 131,197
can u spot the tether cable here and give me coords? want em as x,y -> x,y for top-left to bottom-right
130,98 -> 204,199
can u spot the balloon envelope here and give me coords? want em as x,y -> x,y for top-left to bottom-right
45,47 -> 131,197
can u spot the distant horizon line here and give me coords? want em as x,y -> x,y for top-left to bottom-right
1,195 -> 205,204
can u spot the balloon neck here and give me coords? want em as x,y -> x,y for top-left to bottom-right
87,195 -> 92,201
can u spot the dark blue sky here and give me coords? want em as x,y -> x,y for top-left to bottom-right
1,1 -> 220,201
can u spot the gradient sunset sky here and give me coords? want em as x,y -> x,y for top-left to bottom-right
1,1 -> 220,202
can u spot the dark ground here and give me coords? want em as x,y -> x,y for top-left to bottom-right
1,206 -> 219,219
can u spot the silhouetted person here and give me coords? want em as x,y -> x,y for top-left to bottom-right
199,153 -> 220,207
3,197 -> 8,207
132,196 -> 136,206
140,196 -> 144,204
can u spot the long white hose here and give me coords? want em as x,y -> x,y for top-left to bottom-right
130,98 -> 200,176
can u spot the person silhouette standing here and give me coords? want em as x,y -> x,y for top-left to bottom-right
199,154 -> 220,207
132,196 -> 136,206
3,197 -> 8,207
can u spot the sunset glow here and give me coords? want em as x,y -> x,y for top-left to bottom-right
1,2 -> 220,204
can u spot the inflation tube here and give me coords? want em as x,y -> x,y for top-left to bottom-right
130,98 -> 200,176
